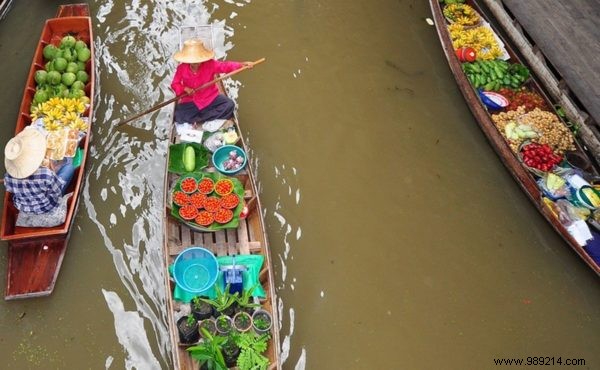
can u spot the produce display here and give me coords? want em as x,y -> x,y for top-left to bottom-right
221,150 -> 245,172
492,107 -> 575,154
462,60 -> 529,91
33,36 -> 91,110
31,97 -> 89,132
171,172 -> 244,231
443,4 -> 480,27
214,179 -> 234,196
448,23 -> 503,60
198,177 -> 215,194
498,88 -> 549,112
520,143 -> 563,172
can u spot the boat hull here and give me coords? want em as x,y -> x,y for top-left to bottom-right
429,0 -> 600,275
1,4 -> 94,299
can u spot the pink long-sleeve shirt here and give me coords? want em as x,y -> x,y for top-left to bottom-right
171,60 -> 243,110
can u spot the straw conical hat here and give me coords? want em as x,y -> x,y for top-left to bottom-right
4,127 -> 47,179
174,39 -> 215,63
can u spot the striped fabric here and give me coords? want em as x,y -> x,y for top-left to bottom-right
4,167 -> 64,214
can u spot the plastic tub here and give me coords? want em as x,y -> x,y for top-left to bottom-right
173,247 -> 219,294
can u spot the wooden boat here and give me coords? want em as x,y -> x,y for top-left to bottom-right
162,85 -> 281,367
0,4 -> 94,299
429,0 -> 600,275
0,0 -> 14,20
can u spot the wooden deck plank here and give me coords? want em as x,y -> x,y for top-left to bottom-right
237,218 -> 250,254
502,0 -> 600,124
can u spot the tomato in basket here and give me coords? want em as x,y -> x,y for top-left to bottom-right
179,205 -> 199,220
214,179 -> 234,196
172,191 -> 191,206
198,178 -> 215,194
190,192 -> 207,209
203,196 -> 221,212
220,193 -> 239,209
180,177 -> 198,194
214,208 -> 234,224
195,211 -> 214,226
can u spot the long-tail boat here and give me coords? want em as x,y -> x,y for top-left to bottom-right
429,0 -> 600,275
162,79 -> 281,368
0,4 -> 95,299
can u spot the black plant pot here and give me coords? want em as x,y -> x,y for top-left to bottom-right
177,316 -> 200,344
191,298 -> 214,321
222,342 -> 241,368
219,302 -> 238,318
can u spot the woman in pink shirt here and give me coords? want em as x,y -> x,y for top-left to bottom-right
171,39 -> 251,124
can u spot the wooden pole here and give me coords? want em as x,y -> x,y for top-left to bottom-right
115,58 -> 266,127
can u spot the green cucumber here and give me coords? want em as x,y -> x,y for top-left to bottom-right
183,145 -> 196,172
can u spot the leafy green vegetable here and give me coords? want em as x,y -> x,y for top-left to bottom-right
234,332 -> 270,370
168,142 -> 210,174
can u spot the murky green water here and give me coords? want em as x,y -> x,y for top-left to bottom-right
0,0 -> 598,369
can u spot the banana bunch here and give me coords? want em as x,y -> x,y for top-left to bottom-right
30,96 -> 88,132
462,60 -> 530,91
448,23 -> 503,60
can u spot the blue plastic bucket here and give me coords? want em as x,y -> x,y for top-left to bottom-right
173,247 -> 219,294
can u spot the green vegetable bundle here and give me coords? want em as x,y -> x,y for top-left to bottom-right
462,60 -> 530,91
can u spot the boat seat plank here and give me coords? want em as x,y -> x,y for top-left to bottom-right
215,231 -> 227,256
237,218 -> 251,255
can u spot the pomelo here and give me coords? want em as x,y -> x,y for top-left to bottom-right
66,62 -> 79,73
60,35 -> 77,49
34,90 -> 48,104
77,47 -> 91,62
62,72 -> 77,86
75,40 -> 87,51
62,48 -> 75,62
76,70 -> 89,84
35,70 -> 48,85
71,80 -> 85,91
53,57 -> 68,72
47,71 -> 62,85
43,44 -> 58,60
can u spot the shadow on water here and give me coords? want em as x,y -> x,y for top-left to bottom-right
0,0 -> 598,369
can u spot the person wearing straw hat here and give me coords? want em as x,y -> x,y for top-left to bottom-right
3,127 -> 75,219
171,39 -> 253,125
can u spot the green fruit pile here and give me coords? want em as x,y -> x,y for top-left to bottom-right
462,60 -> 530,91
31,35 -> 91,110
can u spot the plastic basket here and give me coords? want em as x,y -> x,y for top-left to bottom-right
173,247 -> 219,294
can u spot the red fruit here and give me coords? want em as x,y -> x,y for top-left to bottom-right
456,47 -> 477,62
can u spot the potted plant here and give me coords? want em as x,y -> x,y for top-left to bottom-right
215,315 -> 233,335
199,318 -> 218,340
234,332 -> 271,370
200,284 -> 239,317
233,311 -> 252,332
177,314 -> 200,344
251,309 -> 272,335
222,333 -> 241,368
235,284 -> 260,313
191,296 -> 214,320
187,328 -> 227,370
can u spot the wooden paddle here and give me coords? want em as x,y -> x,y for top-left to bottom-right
115,58 -> 266,127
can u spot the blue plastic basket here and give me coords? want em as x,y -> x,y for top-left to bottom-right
173,247 -> 219,294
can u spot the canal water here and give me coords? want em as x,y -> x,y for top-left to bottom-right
0,0 -> 599,369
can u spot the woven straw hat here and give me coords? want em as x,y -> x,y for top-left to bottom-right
173,39 -> 215,63
4,127 -> 47,179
